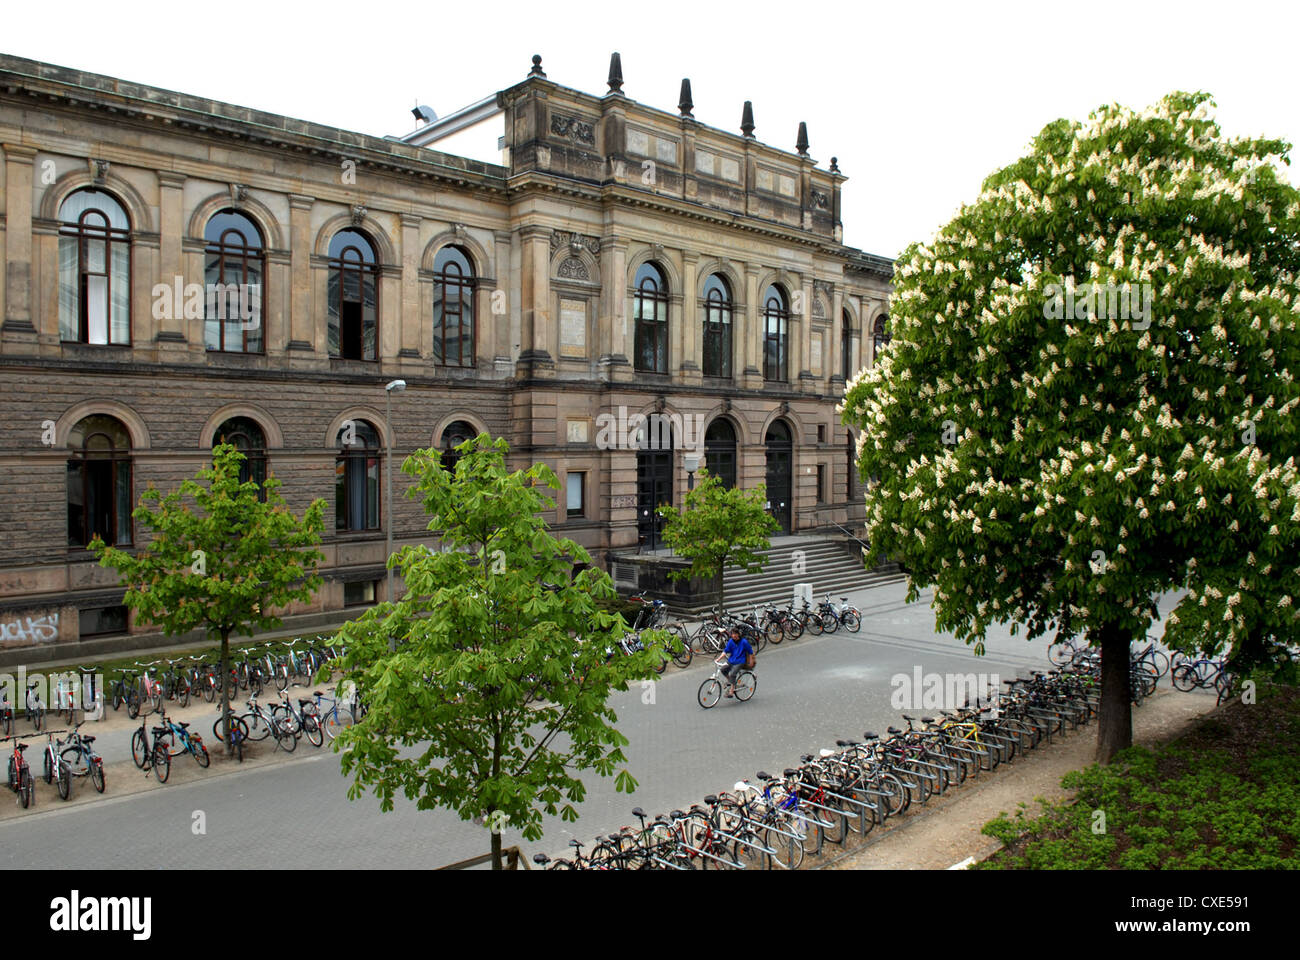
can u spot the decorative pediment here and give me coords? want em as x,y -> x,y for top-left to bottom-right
557,257 -> 590,281
550,230 -> 600,261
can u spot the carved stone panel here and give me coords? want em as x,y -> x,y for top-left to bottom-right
550,113 -> 595,146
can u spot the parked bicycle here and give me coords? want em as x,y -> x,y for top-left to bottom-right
40,729 -> 72,801
4,734 -> 35,808
58,721 -> 105,796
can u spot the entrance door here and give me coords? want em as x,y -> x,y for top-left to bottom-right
637,449 -> 674,550
765,420 -> 792,534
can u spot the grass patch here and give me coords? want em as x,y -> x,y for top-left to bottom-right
977,683 -> 1300,869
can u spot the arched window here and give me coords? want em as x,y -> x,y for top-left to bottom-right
841,309 -> 854,381
328,229 -> 378,361
213,416 -> 268,500
634,262 -> 669,374
433,246 -> 476,367
702,274 -> 732,379
440,420 -> 478,475
872,314 -> 891,359
763,285 -> 790,382
58,189 -> 131,345
204,210 -> 265,354
704,418 -> 737,490
336,419 -> 381,531
67,415 -> 132,547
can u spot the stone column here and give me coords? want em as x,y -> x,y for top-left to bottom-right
599,236 -> 630,381
517,224 -> 553,376
398,213 -> 421,361
491,230 -> 513,376
286,194 -> 314,356
677,250 -> 698,383
830,284 -> 844,391
794,275 -> 812,389
155,171 -> 187,354
743,262 -> 762,389
2,144 -> 36,335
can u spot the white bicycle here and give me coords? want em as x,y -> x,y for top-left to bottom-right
698,657 -> 756,708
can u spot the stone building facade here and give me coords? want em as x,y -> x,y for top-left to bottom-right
0,52 -> 893,659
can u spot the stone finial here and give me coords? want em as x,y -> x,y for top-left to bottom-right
741,101 -> 755,138
678,79 -> 694,118
529,54 -> 546,78
796,122 -> 809,157
607,52 -> 623,94
830,156 -> 840,174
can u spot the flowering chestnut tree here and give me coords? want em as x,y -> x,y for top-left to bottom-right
841,91 -> 1300,762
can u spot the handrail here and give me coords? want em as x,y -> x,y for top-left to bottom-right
829,521 -> 871,555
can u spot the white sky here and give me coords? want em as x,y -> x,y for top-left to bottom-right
6,0 -> 1297,260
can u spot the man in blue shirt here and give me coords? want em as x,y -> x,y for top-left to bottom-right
718,626 -> 754,698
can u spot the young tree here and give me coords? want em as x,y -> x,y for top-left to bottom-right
841,91 -> 1300,762
656,470 -> 779,611
330,435 -> 663,870
91,444 -> 326,754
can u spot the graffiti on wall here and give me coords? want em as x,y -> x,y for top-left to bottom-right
0,612 -> 60,647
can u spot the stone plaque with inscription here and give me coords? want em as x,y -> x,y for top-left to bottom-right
560,299 -> 587,357
566,419 -> 589,443
810,337 -> 823,376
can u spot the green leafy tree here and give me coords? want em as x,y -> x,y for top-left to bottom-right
330,435 -> 662,870
91,444 -> 326,754
656,470 -> 779,610
840,91 -> 1300,762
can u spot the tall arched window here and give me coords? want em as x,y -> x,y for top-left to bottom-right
433,246 -> 476,367
214,416 -> 268,500
634,262 -> 669,374
872,314 -> 891,360
58,189 -> 131,345
841,309 -> 854,381
336,420 -> 381,531
67,415 -> 132,547
440,420 -> 478,475
704,418 -> 737,490
702,274 -> 732,379
204,210 -> 265,354
763,285 -> 790,382
328,229 -> 378,361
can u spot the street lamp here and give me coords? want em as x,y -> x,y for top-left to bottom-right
684,452 -> 700,492
384,380 -> 406,630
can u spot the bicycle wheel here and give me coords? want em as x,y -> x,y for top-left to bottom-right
698,679 -> 722,709
303,716 -> 323,748
127,693 -> 140,720
765,620 -> 784,646
57,760 -> 71,800
323,708 -> 346,741
822,612 -> 840,634
819,795 -> 847,845
43,748 -> 52,784
785,616 -> 804,641
275,668 -> 289,692
1048,640 -> 1076,666
670,627 -> 693,667
843,611 -> 862,633
19,767 -> 32,808
275,720 -> 297,753
131,728 -> 148,768
766,825 -> 803,870
243,712 -> 271,741
177,683 -> 189,709
1171,663 -> 1197,692
203,681 -> 216,704
33,707 -> 42,732
112,688 -> 123,712
806,614 -> 825,636
152,743 -> 170,783
90,758 -> 105,793
734,672 -> 757,701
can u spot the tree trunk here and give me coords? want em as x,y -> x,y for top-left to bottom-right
1095,621 -> 1133,764
219,629 -> 232,757
490,820 -> 503,871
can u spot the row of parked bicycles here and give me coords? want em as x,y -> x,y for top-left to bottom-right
4,722 -> 105,808
535,662 -> 1111,869
106,636 -> 345,720
1049,635 -> 1243,705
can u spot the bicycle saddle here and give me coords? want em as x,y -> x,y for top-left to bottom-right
756,771 -> 771,780
887,726 -> 902,735
16,743 -> 28,752
631,806 -> 645,818
533,853 -> 551,864
313,691 -> 323,697
921,717 -> 935,724
703,794 -> 718,805
81,736 -> 95,744
670,809 -> 686,820
819,748 -> 836,757
783,768 -> 798,778
863,732 -> 878,739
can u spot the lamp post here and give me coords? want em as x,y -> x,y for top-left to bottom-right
384,380 -> 406,648
684,452 -> 700,493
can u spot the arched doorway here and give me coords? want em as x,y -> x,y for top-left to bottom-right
636,417 -> 673,550
704,418 -> 737,489
765,420 -> 793,534
440,420 -> 478,475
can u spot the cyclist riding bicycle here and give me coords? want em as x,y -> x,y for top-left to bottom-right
717,626 -> 754,699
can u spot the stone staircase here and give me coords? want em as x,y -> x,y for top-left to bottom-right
674,536 -> 904,615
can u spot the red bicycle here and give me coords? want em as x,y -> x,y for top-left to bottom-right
4,734 -> 35,809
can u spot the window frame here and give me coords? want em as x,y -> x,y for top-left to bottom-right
327,229 -> 380,362
66,415 -> 133,549
213,416 -> 269,502
702,274 -> 733,379
433,245 -> 477,368
58,189 -> 132,346
763,285 -> 790,382
566,471 -> 586,519
633,262 -> 670,375
203,210 -> 266,354
335,420 -> 382,532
